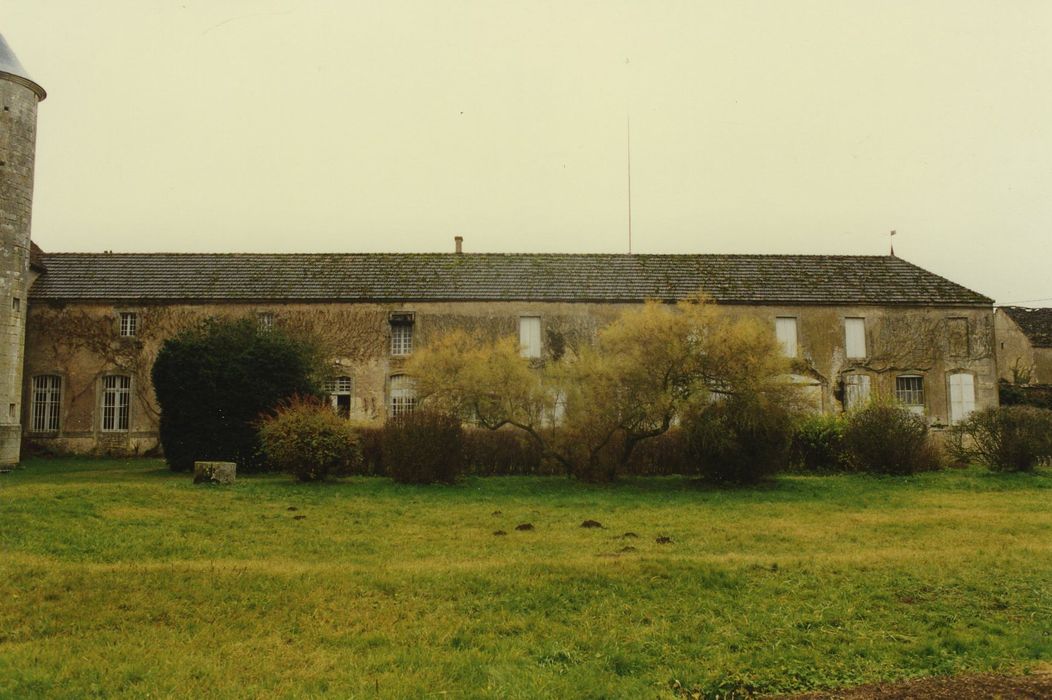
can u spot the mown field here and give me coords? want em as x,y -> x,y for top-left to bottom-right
1,459 -> 1050,699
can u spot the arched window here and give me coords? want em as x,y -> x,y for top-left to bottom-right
30,375 -> 61,433
895,374 -> 925,415
101,375 -> 131,432
389,375 -> 416,418
325,376 -> 353,419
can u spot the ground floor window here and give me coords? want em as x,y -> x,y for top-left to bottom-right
326,375 -> 353,418
948,372 -> 976,424
844,373 -> 871,411
31,375 -> 61,433
389,375 -> 416,418
101,375 -> 131,432
895,375 -> 925,414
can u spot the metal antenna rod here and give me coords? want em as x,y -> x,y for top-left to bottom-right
627,112 -> 632,254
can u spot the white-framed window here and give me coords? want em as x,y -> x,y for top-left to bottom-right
257,312 -> 275,332
948,372 -> 976,425
843,373 -> 871,411
519,316 -> 542,358
119,311 -> 138,337
101,375 -> 131,432
325,375 -> 353,419
389,374 -> 416,417
895,375 -> 925,414
30,374 -> 61,433
844,318 -> 866,359
390,313 -> 414,356
775,317 -> 798,358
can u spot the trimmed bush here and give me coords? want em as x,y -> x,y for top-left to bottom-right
259,397 -> 361,481
462,428 -> 553,476
382,410 -> 465,484
684,393 -> 794,484
152,318 -> 319,472
952,406 -> 1052,472
842,401 -> 942,475
790,413 -> 848,472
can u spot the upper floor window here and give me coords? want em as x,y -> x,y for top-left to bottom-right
30,374 -> 61,433
844,318 -> 866,359
325,375 -> 353,419
775,317 -> 798,358
119,311 -> 138,337
389,374 -> 416,417
257,312 -> 275,332
947,317 -> 969,358
895,375 -> 925,414
390,313 -> 414,356
101,375 -> 131,432
519,316 -> 542,358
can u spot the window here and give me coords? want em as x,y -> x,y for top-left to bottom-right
775,317 -> 798,358
12,297 -> 20,313
101,375 -> 131,432
947,318 -> 969,358
325,375 -> 353,419
519,316 -> 542,358
895,375 -> 925,414
390,313 -> 414,356
119,311 -> 138,337
30,375 -> 61,432
948,373 -> 976,425
844,318 -> 866,358
389,375 -> 416,417
257,312 -> 274,332
843,374 -> 871,410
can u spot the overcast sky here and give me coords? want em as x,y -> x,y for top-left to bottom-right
6,1 -> 1052,305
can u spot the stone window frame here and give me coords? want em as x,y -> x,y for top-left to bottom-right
518,315 -> 542,359
100,374 -> 132,432
29,373 -> 62,434
388,374 -> 416,418
774,316 -> 799,358
894,374 -> 925,415
118,310 -> 139,337
390,312 -> 415,357
947,317 -> 970,358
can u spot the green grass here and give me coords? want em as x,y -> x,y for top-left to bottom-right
2,459 -> 1050,699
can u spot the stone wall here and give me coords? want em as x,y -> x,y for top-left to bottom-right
0,78 -> 40,464
993,308 -> 1052,384
21,299 -> 998,455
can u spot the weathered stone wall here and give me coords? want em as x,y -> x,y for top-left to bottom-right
0,78 -> 40,464
22,298 -> 998,455
993,309 -> 1052,384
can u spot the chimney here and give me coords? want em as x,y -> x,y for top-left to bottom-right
454,236 -> 463,254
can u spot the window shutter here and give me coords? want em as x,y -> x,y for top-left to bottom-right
845,318 -> 866,358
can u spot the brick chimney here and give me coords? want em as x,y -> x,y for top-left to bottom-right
454,236 -> 463,254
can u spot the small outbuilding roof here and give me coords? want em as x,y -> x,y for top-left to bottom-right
1001,306 -> 1052,348
0,34 -> 45,100
29,252 -> 992,307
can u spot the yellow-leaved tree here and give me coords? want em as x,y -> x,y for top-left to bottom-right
407,295 -> 796,481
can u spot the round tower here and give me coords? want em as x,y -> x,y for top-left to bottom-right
0,34 -> 45,465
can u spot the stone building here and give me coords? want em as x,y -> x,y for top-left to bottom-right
21,250 -> 998,456
994,306 -> 1052,384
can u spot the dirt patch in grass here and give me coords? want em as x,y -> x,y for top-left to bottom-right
775,671 -> 1052,699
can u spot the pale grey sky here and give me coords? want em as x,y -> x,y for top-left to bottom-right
6,1 -> 1052,305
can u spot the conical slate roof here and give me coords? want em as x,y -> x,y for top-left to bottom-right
0,33 -> 45,100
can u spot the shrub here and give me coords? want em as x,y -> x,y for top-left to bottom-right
258,397 -> 360,481
382,410 -> 465,484
952,406 -> 1052,472
790,413 -> 849,472
684,393 -> 794,484
625,428 -> 692,476
842,401 -> 942,475
152,318 -> 320,472
462,428 -> 553,476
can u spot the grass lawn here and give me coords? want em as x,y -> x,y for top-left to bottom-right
1,459 -> 1050,699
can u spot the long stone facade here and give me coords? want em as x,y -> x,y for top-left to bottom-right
21,296 -> 998,456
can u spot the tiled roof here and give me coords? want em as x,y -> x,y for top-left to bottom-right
29,252 -> 993,307
1001,306 -> 1052,348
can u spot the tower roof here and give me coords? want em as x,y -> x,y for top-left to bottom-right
0,34 -> 45,100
